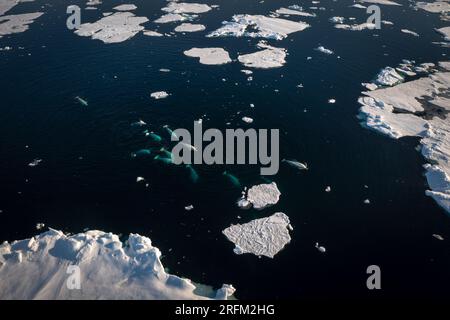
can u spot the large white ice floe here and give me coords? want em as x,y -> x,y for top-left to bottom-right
416,1 -> 450,13
0,0 -> 22,16
175,23 -> 205,32
184,47 -> 232,65
245,182 -> 281,209
154,13 -> 190,24
207,14 -> 309,40
238,41 -> 287,69
222,212 -> 292,258
357,62 -> 450,214
75,11 -> 148,43
0,229 -> 236,299
162,2 -> 212,14
0,12 -> 44,38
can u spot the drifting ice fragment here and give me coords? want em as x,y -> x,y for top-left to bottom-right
75,96 -> 88,106
28,159 -> 42,167
222,212 -> 292,258
246,182 -> 281,209
315,242 -> 326,253
432,234 -> 444,241
242,116 -> 254,123
282,159 -> 308,170
151,91 -> 169,99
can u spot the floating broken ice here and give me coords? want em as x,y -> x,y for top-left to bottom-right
222,212 -> 292,258
0,12 -> 44,38
184,47 -> 232,65
207,14 -> 309,40
0,229 -> 236,299
358,62 -> 450,213
246,182 -> 281,209
238,41 -> 287,69
174,23 -> 205,32
150,91 -> 169,99
75,11 -> 148,44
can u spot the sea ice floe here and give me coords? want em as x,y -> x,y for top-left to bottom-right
0,0 -> 23,16
329,16 -> 345,24
222,212 -> 292,258
374,66 -> 404,86
416,1 -> 450,13
358,0 -> 401,5
174,23 -> 205,32
334,22 -> 376,31
315,46 -> 334,55
207,14 -> 309,40
184,47 -> 232,65
357,62 -> 450,213
238,41 -> 287,69
75,11 -> 148,44
245,182 -> 281,210
0,12 -> 44,38
162,2 -> 212,14
151,91 -> 169,99
113,4 -> 137,11
274,7 -> 316,17
154,13 -> 190,24
241,116 -> 253,123
436,26 -> 450,41
401,29 -> 419,37
143,30 -> 163,37
0,229 -> 236,299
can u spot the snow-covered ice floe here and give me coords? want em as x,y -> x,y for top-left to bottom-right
374,66 -> 404,86
436,26 -> 450,41
143,30 -> 163,37
174,23 -> 205,32
207,14 -> 309,40
162,2 -> 212,14
154,13 -> 191,24
357,62 -> 450,214
75,11 -> 148,43
238,41 -> 287,69
222,212 -> 292,258
0,229 -> 235,299
184,47 -> 231,65
245,182 -> 281,209
0,12 -> 44,38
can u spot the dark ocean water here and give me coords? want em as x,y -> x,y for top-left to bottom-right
0,0 -> 449,299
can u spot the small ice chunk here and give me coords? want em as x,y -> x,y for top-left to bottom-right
143,30 -> 163,37
150,91 -> 169,99
325,186 -> 331,192
222,212 -> 292,258
315,46 -> 334,55
136,176 -> 145,182
328,98 -> 336,104
28,159 -> 42,167
238,41 -> 286,69
315,242 -> 326,253
364,199 -> 371,204
36,223 -> 45,230
241,116 -> 253,123
184,205 -> 194,211
401,29 -> 419,37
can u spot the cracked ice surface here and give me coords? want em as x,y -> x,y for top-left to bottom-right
75,11 -> 148,44
246,182 -> 281,209
207,14 -> 309,40
358,62 -> 450,213
222,212 -> 292,258
0,229 -> 236,299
